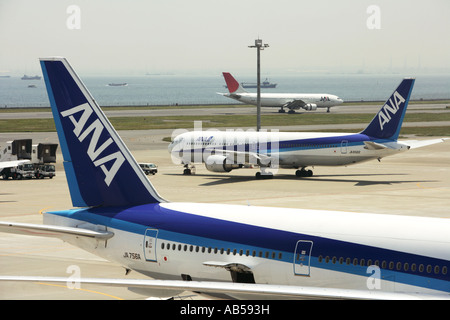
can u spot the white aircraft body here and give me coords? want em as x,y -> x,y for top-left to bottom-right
0,58 -> 449,300
220,72 -> 344,113
171,77 -> 446,178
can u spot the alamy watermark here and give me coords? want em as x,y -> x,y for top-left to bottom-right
66,5 -> 81,30
66,264 -> 81,289
366,5 -> 381,30
170,121 -> 280,174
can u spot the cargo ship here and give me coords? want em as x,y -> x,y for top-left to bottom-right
21,75 -> 41,80
241,78 -> 277,89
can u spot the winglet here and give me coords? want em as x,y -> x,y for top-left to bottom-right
40,57 -> 166,207
360,78 -> 415,140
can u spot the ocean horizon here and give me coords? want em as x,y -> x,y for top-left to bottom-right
1,73 -> 449,108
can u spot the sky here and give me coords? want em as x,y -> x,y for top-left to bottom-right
1,0 -> 450,76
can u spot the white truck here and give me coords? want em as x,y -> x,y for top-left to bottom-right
139,163 -> 158,175
0,139 -> 58,179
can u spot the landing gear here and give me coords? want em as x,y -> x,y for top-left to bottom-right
255,171 -> 273,179
278,108 -> 285,113
295,168 -> 313,178
183,164 -> 196,175
255,167 -> 274,179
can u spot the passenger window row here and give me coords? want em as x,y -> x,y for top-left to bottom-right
318,255 -> 448,275
282,144 -> 339,149
160,242 -> 283,260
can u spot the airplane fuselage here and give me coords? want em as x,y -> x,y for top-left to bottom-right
169,131 -> 409,171
224,92 -> 343,109
4,59 -> 443,299
43,202 -> 450,297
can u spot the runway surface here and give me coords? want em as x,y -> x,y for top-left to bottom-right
1,102 -> 449,120
0,123 -> 449,299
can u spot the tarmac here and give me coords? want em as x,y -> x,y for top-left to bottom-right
0,109 -> 449,299
1,102 -> 449,119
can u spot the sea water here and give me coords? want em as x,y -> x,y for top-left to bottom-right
1,73 -> 449,108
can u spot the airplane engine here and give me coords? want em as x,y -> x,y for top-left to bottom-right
205,155 -> 242,173
303,103 -> 317,111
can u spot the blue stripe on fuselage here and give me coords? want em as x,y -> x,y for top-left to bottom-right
187,133 -> 389,155
46,204 -> 449,292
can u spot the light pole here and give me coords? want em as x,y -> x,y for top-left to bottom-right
249,39 -> 269,132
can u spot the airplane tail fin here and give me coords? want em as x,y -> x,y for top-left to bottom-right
222,72 -> 247,94
40,57 -> 166,207
360,78 -> 415,140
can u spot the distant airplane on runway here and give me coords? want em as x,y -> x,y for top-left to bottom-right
172,78 -> 447,178
0,58 -> 449,300
219,72 -> 344,113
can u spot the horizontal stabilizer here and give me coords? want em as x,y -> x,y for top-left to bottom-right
400,138 -> 448,149
0,221 -> 113,240
363,141 -> 390,150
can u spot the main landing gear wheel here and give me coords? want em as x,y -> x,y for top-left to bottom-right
255,171 -> 274,179
295,169 -> 313,177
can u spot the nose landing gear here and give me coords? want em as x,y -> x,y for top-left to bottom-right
295,168 -> 313,178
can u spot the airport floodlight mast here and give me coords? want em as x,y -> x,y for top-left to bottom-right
249,38 -> 269,132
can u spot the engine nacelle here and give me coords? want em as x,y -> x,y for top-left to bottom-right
303,103 -> 317,111
205,155 -> 241,173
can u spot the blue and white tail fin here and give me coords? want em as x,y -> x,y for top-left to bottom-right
360,78 -> 415,140
40,57 -> 166,207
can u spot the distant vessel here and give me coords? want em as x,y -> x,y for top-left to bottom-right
108,83 -> 128,87
21,75 -> 41,80
241,78 -> 277,89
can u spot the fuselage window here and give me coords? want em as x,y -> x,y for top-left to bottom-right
434,265 -> 440,275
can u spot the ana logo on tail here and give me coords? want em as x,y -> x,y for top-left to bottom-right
61,103 -> 125,186
378,91 -> 405,130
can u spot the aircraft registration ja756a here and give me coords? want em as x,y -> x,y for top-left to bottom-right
171,78 -> 446,178
0,57 -> 449,299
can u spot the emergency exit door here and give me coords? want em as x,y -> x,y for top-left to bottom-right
144,228 -> 158,262
293,240 -> 313,276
